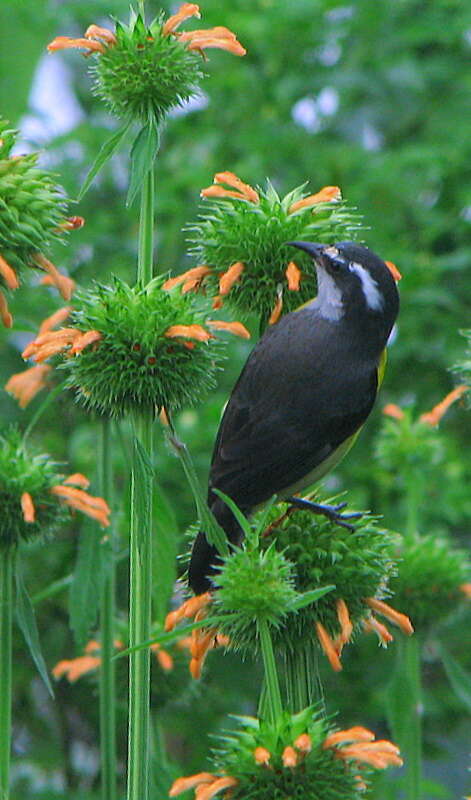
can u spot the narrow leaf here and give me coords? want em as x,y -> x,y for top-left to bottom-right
439,642 -> 471,710
15,560 -> 54,697
69,518 -> 102,648
213,488 -> 252,538
126,121 -> 160,207
287,585 -> 335,611
77,118 -> 132,200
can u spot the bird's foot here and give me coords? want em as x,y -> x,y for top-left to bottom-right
286,496 -> 362,531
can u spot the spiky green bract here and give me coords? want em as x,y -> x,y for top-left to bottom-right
389,534 -> 470,631
0,119 -> 68,284
261,504 -> 397,652
91,11 -> 204,124
375,409 -> 444,480
213,543 -> 298,653
187,181 -> 363,325
210,707 -> 364,800
0,428 -> 68,550
62,277 -> 223,418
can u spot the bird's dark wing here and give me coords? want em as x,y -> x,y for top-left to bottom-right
208,310 -> 378,511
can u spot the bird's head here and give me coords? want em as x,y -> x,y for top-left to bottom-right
287,240 -> 400,347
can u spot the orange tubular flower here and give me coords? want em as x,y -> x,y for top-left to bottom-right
22,328 -> 82,362
63,473 -> 90,489
150,643 -> 174,671
163,265 -> 212,292
56,215 -> 85,231
366,597 -> 414,636
70,329 -> 102,354
419,385 -> 468,427
336,740 -> 403,769
202,172 -> 258,204
84,24 -> 117,46
195,776 -> 238,800
268,289 -> 283,325
47,36 -> 106,55
162,3 -> 201,36
335,598 -> 353,647
53,655 -> 101,682
0,291 -> 13,328
178,27 -> 246,57
315,621 -> 342,671
288,185 -> 341,214
206,320 -> 250,339
38,306 -> 73,335
164,324 -> 213,342
285,261 -> 301,291
5,364 -> 51,408
34,253 -> 75,300
50,484 -> 111,527
165,592 -> 213,631
0,253 -> 20,289
363,615 -> 394,645
254,746 -> 271,765
323,727 -> 375,749
21,492 -> 36,523
219,262 -> 245,296
460,583 -> 471,598
385,260 -> 402,282
169,773 -> 216,797
282,746 -> 298,767
294,734 -> 312,753
383,403 -> 405,421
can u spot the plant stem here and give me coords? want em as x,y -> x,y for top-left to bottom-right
0,547 -> 14,800
127,166 -> 155,800
403,636 -> 422,800
98,418 -> 117,800
258,619 -> 283,725
284,640 -> 323,712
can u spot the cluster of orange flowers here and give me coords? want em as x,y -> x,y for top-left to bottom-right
47,3 -> 246,59
169,726 -> 402,798
383,385 -> 468,428
53,637 -> 175,683
20,472 -> 110,529
165,591 -> 229,679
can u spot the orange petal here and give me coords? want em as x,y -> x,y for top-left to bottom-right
254,746 -> 271,765
47,36 -> 106,54
294,733 -> 312,753
460,583 -> 471,598
288,186 -> 341,214
206,319 -> 250,339
38,306 -> 73,335
195,776 -> 238,800
0,253 -> 19,289
163,265 -> 211,291
336,598 -> 353,645
180,28 -> 246,57
212,295 -> 224,309
51,485 -> 110,526
201,185 -> 248,201
21,492 -> 35,523
382,403 -> 405,421
419,385 -> 468,427
0,291 -> 13,328
285,261 -> 301,291
218,262 -> 244,296
34,254 -> 75,300
5,364 -> 51,408
323,727 -> 375,750
385,260 -> 402,282
56,215 -> 85,231
169,773 -> 216,797
70,329 -> 102,354
162,3 -> 201,35
268,290 -> 283,325
152,646 -> 174,671
84,24 -> 117,45
63,473 -> 90,489
366,598 -> 414,636
316,621 -> 342,671
282,746 -> 298,767
164,324 -> 212,342
338,741 -> 403,769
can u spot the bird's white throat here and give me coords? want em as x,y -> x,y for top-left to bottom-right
313,267 -> 344,321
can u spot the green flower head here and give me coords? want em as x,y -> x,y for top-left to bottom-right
22,277 -> 250,418
47,5 -> 246,125
169,706 -> 403,800
185,172 -> 364,327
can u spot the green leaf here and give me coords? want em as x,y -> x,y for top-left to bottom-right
69,518 -> 102,648
126,121 -> 160,207
287,585 -> 335,611
152,482 -> 178,624
439,642 -> 471,710
213,488 -> 252,539
15,559 -> 54,697
77,118 -> 132,200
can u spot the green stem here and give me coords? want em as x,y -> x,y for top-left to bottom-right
127,166 -> 155,800
0,547 -> 14,800
257,619 -> 283,725
98,419 -> 117,800
284,640 -> 323,713
402,636 -> 422,800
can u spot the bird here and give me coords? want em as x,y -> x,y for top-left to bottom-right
188,241 -> 400,594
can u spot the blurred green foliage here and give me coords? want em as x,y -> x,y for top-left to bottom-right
1,0 -> 470,797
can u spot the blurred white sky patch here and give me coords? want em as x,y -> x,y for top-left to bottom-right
13,55 -> 85,154
291,87 -> 339,133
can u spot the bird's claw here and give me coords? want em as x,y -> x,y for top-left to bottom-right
286,496 -> 363,531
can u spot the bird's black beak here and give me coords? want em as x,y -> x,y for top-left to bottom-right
285,241 -> 326,261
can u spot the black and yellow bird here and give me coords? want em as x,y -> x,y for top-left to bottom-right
188,241 -> 400,594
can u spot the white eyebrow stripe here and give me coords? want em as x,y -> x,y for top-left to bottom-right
349,261 -> 384,311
